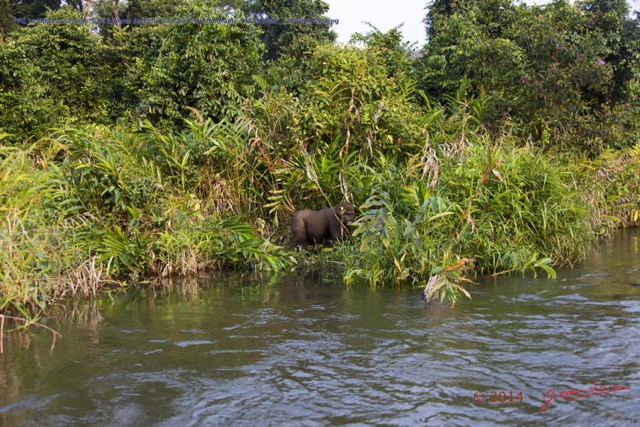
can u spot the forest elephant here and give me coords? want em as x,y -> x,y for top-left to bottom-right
291,202 -> 355,247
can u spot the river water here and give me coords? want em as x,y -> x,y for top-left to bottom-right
1,229 -> 639,426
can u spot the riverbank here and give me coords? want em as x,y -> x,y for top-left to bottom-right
1,122 -> 638,322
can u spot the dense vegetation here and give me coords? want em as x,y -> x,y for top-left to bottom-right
1,0 -> 639,326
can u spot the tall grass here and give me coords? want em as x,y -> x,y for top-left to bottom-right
339,125 -> 596,305
0,123 -> 294,323
573,143 -> 640,232
0,141 -> 94,320
1,113 -> 636,321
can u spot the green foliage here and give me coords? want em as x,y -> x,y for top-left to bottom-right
0,7 -> 110,143
340,104 -> 599,305
244,31 -> 427,224
9,0 -> 62,19
247,34 -> 424,197
0,2 -> 265,140
246,0 -> 336,61
438,141 -> 594,270
301,42 -> 423,155
119,0 -> 184,21
1,0 -> 13,39
126,4 -> 264,125
0,141 -> 91,320
418,0 -> 640,152
0,39 -> 70,143
0,122 -> 295,321
575,143 -> 640,232
48,122 -> 294,276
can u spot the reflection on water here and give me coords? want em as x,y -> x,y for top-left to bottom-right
1,229 -> 639,426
